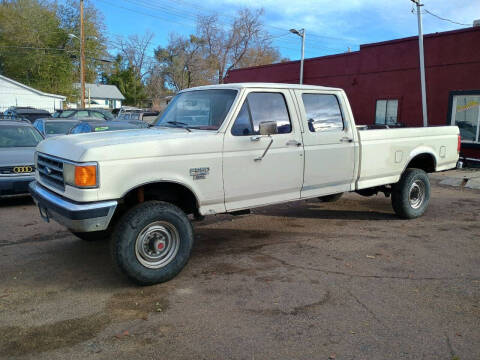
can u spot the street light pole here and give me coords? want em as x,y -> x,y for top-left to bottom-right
290,28 -> 305,85
80,0 -> 86,108
411,0 -> 428,127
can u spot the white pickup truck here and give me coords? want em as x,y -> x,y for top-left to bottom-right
29,83 -> 460,285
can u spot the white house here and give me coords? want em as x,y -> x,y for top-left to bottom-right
73,83 -> 125,109
0,74 -> 66,113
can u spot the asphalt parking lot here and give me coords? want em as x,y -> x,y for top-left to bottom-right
0,173 -> 479,360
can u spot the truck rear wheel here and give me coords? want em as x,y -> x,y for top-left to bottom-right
391,168 -> 430,219
318,193 -> 343,202
111,201 -> 194,285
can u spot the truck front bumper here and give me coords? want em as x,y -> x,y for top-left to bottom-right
29,181 -> 118,232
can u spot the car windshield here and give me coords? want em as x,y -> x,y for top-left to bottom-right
155,89 -> 237,130
45,121 -> 77,135
0,125 -> 43,147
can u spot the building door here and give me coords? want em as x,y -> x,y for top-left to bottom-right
449,92 -> 480,146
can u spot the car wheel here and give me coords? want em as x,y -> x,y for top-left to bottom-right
318,193 -> 343,202
111,201 -> 193,285
391,168 -> 430,219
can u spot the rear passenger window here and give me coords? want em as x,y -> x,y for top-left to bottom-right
302,94 -> 344,132
90,111 -> 105,119
231,92 -> 292,136
76,110 -> 89,118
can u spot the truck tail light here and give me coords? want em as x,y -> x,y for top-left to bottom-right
457,134 -> 461,154
74,165 -> 97,187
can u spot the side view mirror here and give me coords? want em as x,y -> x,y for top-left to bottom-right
259,121 -> 278,135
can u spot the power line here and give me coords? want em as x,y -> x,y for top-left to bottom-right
112,0 -> 357,49
101,0 -> 349,56
423,8 -> 470,27
166,0 -> 357,44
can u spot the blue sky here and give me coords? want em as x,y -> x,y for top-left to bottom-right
91,0 -> 480,60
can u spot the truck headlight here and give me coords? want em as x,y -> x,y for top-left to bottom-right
64,163 -> 98,188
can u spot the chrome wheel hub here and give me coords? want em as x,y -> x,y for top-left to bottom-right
135,221 -> 180,269
409,180 -> 426,209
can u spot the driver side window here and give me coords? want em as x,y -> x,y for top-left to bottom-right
231,92 -> 292,136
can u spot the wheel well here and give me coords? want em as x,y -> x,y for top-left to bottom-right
406,153 -> 436,173
120,182 -> 199,215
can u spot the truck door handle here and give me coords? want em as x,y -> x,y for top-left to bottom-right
340,137 -> 353,143
286,140 -> 302,147
250,135 -> 262,142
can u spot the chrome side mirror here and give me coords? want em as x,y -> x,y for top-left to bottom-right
259,121 -> 278,135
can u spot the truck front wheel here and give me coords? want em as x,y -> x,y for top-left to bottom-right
391,168 -> 430,219
111,201 -> 194,285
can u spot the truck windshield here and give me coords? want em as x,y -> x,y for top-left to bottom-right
155,89 -> 237,130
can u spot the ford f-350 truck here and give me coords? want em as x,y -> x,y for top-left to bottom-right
29,83 -> 460,285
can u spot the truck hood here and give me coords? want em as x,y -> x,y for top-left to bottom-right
0,147 -> 36,166
36,127 -> 221,162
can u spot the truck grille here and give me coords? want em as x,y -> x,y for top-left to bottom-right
37,154 -> 65,191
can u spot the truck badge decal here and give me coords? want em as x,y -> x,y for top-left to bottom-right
190,167 -> 210,180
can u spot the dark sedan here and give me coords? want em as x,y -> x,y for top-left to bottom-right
32,118 -> 80,138
53,108 -> 114,121
3,107 -> 52,123
68,120 -> 149,134
0,120 -> 43,197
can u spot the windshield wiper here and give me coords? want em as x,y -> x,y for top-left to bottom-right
165,121 -> 192,132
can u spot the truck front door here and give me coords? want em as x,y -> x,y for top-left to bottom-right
223,89 -> 304,211
294,90 -> 356,198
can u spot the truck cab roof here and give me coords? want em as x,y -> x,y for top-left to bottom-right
182,83 -> 343,93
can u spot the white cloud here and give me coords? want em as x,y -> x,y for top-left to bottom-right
199,0 -> 479,43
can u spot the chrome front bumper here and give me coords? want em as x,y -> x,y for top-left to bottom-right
29,181 -> 117,232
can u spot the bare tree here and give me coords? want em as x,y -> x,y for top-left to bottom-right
115,31 -> 155,80
197,8 -> 273,83
154,34 -> 211,91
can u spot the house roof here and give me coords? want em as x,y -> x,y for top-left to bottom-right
74,83 -> 125,100
0,74 -> 66,100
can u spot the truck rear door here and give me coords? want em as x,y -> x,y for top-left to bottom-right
223,89 -> 304,211
294,90 -> 356,198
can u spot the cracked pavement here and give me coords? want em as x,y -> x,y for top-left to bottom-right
0,174 -> 479,359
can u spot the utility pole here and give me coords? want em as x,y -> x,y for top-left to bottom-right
80,0 -> 86,108
290,28 -> 305,85
411,0 -> 428,127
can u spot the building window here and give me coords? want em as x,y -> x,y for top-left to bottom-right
375,99 -> 398,125
450,94 -> 480,144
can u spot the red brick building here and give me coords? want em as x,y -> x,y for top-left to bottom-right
225,27 -> 480,162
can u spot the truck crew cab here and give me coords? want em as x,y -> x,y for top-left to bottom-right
29,83 -> 460,285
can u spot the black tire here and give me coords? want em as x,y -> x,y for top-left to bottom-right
391,168 -> 430,219
73,230 -> 111,242
318,193 -> 343,202
111,201 -> 193,285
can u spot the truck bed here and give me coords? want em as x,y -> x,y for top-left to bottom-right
356,126 -> 459,190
